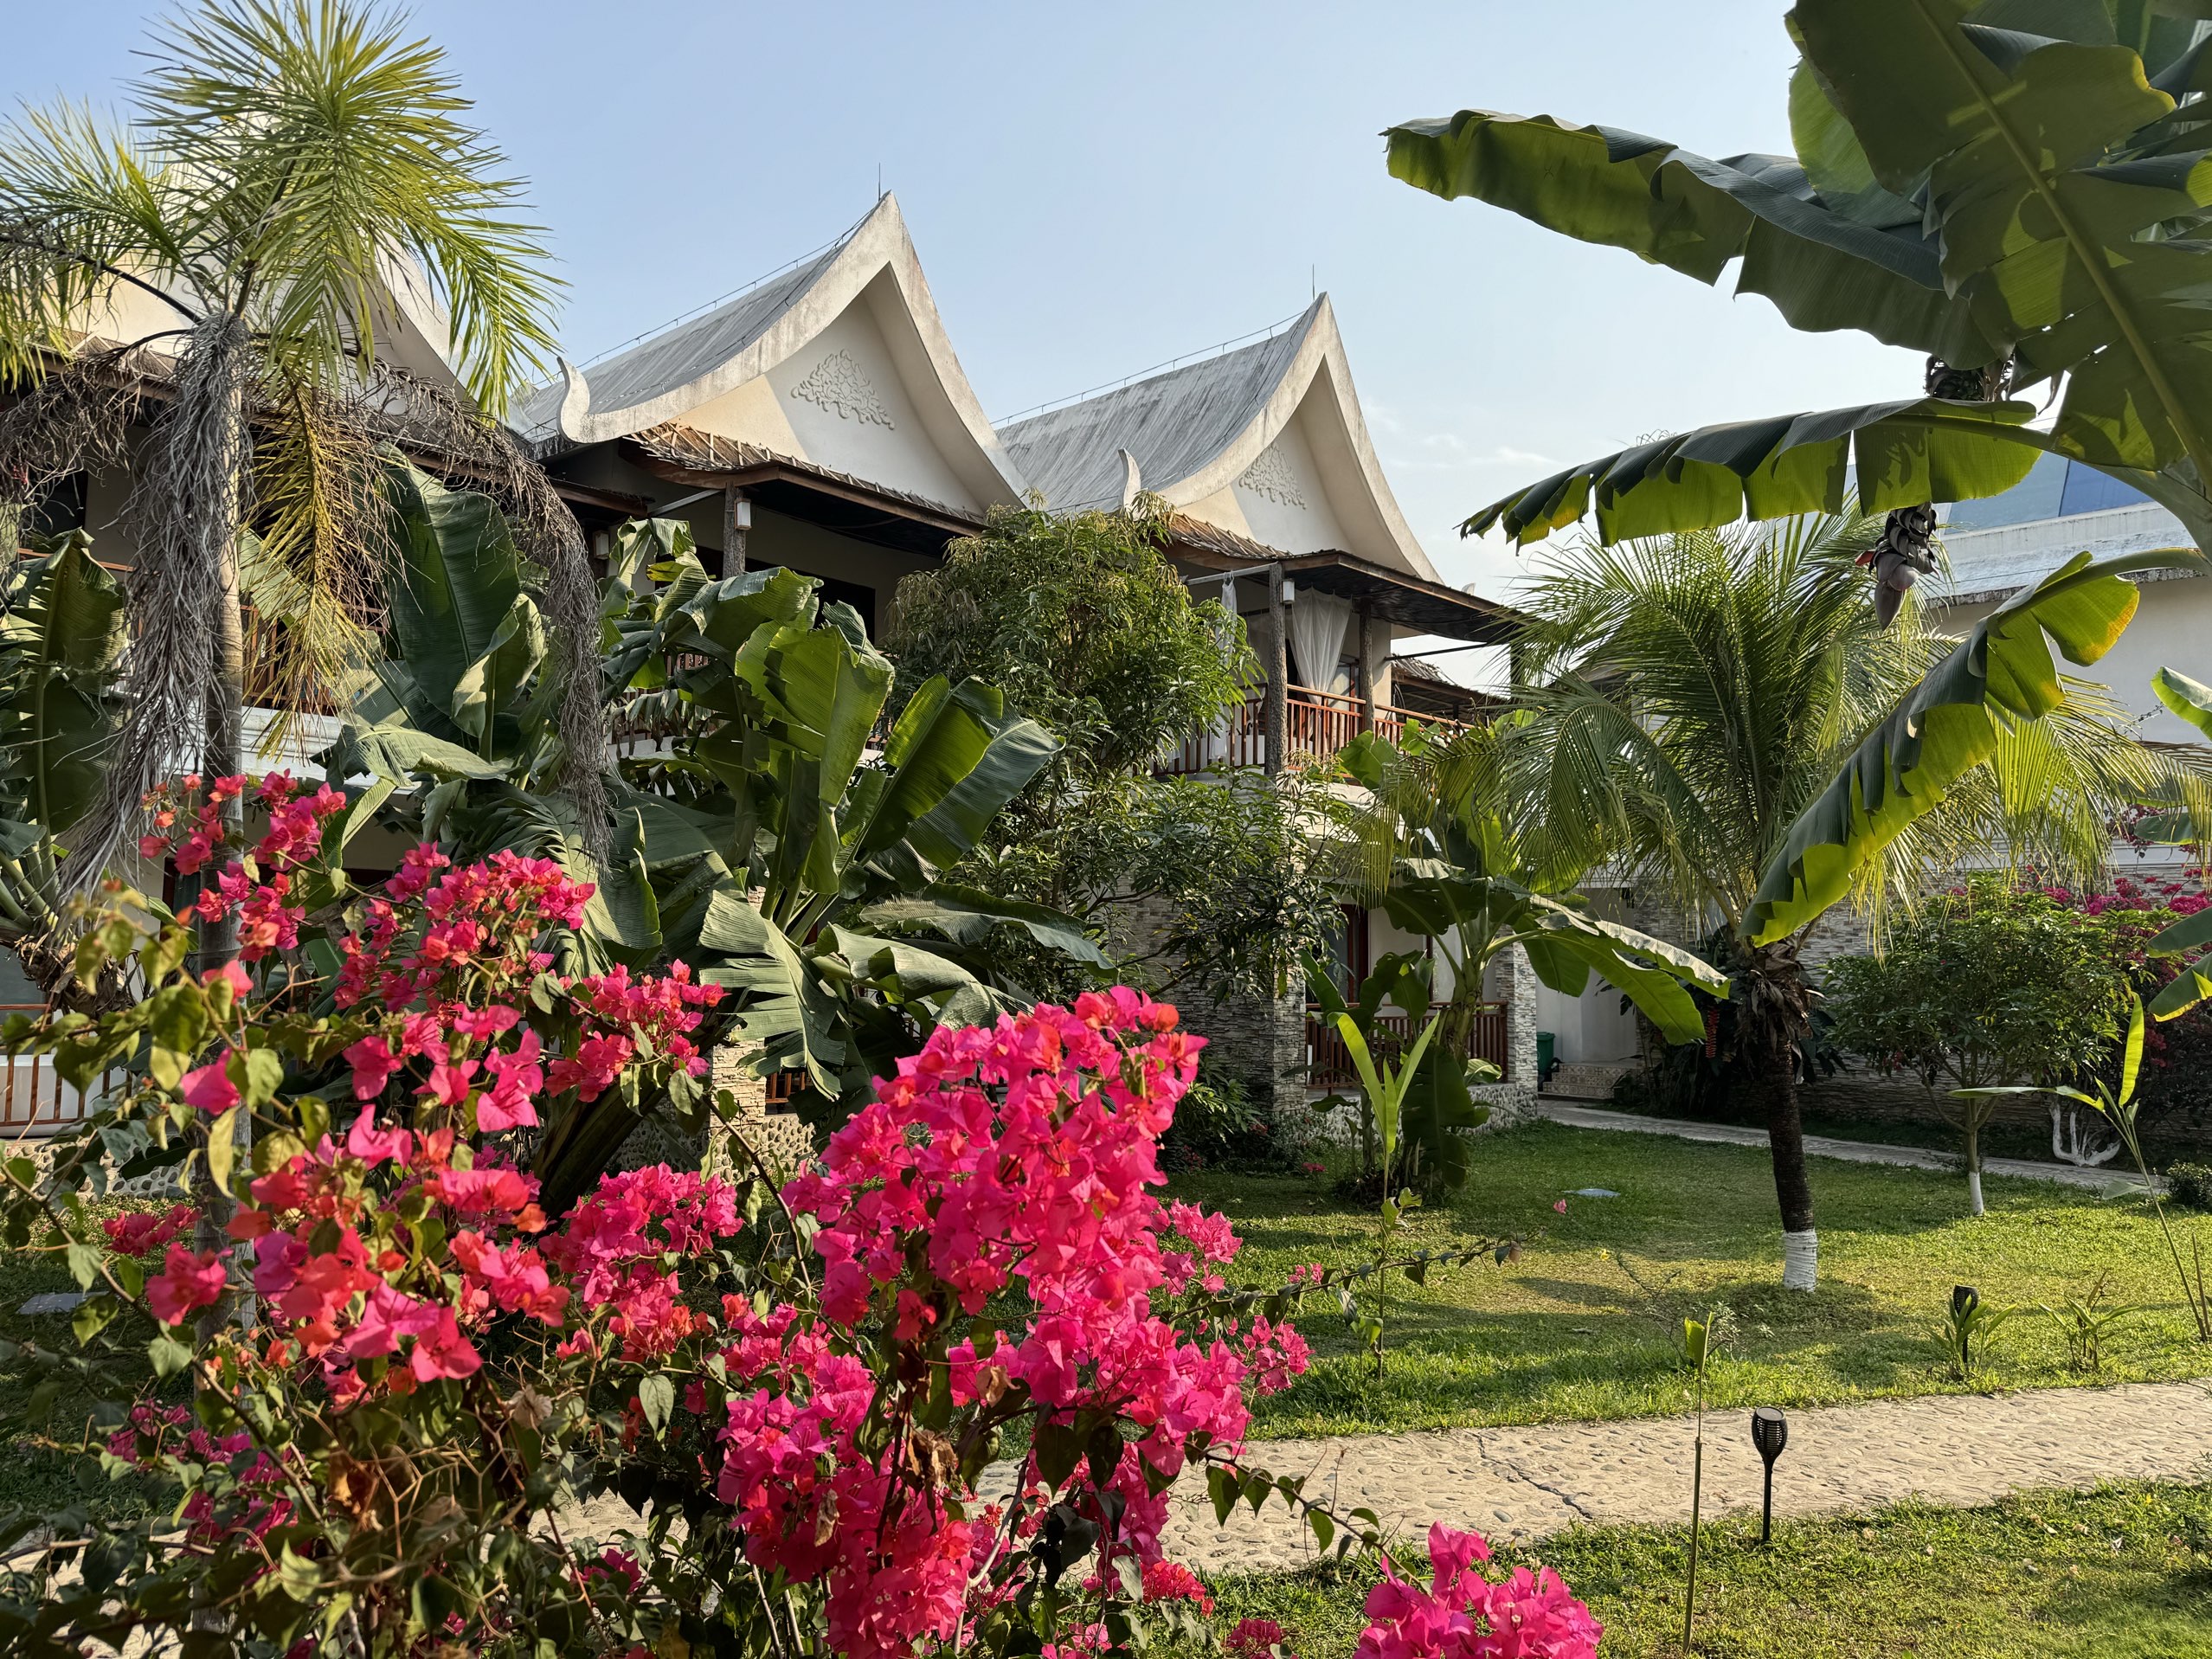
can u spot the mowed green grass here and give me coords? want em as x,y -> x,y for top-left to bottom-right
1168,1122 -> 2212,1438
1196,1482 -> 2212,1658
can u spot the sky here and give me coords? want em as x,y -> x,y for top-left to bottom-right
0,0 -> 1931,614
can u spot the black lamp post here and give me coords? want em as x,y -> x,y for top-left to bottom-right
1750,1406 -> 1788,1544
1953,1283 -> 1981,1374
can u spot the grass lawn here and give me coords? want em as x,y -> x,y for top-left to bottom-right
1199,1482 -> 2212,1658
0,1212 -> 166,1521
1169,1122 -> 2212,1439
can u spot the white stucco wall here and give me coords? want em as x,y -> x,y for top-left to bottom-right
1227,410 -> 1353,556
1934,573 -> 2212,743
1528,889 -> 1642,1064
760,296 -> 981,512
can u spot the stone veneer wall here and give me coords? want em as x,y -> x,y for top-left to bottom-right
1471,943 -> 1540,1129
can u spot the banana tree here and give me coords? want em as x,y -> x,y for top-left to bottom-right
0,530 -> 126,1002
1956,996 -> 2212,1340
1332,725 -> 1728,1063
1312,968 -> 1443,1375
602,518 -> 1087,1099
1306,949 -> 1489,1191
331,492 -> 1096,1206
1387,0 -> 2212,553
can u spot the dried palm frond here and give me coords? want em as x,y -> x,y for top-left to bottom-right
66,311 -> 251,892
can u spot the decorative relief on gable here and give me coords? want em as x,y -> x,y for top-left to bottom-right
788,349 -> 896,428
1238,443 -> 1306,509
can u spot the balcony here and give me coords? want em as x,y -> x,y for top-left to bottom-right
0,1006 -> 128,1136
1306,1001 -> 1511,1090
1161,685 -> 1471,776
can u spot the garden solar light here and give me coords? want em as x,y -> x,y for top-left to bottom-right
1750,1407 -> 1788,1544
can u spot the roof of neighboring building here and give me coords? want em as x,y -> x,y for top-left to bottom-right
510,195 -> 1026,509
1940,453 -> 2158,533
1931,455 -> 2199,604
624,423 -> 987,535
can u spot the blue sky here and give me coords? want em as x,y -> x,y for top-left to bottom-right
2,0 -> 1927,603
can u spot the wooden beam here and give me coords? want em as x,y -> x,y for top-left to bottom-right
629,452 -> 982,538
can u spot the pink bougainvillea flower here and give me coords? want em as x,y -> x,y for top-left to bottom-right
428,1165 -> 535,1217
1227,1618 -> 1292,1659
146,1244 -> 228,1325
101,1203 -> 196,1257
344,1035 -> 401,1101
344,1107 -> 413,1168
419,1056 -> 479,1109
180,1057 -> 240,1115
407,1306 -> 483,1381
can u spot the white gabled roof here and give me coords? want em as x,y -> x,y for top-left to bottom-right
997,297 -> 1440,581
513,195 -> 1025,511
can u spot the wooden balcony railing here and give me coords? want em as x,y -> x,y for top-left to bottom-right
1161,686 -> 1471,775
0,1006 -> 129,1137
1305,1001 -> 1510,1089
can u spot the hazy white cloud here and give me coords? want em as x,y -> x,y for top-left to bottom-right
1380,436 -> 1556,474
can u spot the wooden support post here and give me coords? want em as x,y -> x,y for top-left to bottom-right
723,487 -> 750,573
1267,568 -> 1290,772
1356,602 -> 1379,736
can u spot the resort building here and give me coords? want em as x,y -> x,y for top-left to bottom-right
9,194 -> 1535,1132
511,194 -> 1532,1124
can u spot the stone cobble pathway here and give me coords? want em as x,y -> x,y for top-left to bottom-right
1158,1379 -> 2212,1572
1533,1101 -> 2154,1193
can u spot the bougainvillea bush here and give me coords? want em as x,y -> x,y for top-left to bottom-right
0,775 -> 1597,1657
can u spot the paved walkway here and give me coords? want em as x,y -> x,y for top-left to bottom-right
1533,1101 -> 2152,1195
1159,1379 -> 2212,1571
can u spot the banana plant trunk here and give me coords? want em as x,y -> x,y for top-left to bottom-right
1740,940 -> 1818,1289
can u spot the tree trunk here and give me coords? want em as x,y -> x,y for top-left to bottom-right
1741,939 -> 1818,1289
1964,1121 -> 1985,1218
188,332 -> 251,1343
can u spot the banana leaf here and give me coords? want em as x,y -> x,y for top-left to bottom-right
1392,2 -> 2212,550
1385,107 -> 1997,363
1465,398 -> 2048,545
1746,545 -> 2205,944
1379,858 -> 1727,1045
858,884 -> 1109,968
382,459 -> 529,717
0,531 -> 125,833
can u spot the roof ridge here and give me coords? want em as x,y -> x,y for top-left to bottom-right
993,299 -> 1316,430
569,203 -> 878,373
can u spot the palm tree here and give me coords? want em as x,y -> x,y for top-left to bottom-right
0,0 -> 601,932
1506,511 -> 2196,1288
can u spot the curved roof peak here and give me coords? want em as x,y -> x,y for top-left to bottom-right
512,195 -> 1025,506
997,297 -> 1437,580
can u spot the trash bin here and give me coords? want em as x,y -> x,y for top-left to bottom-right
1536,1031 -> 1556,1084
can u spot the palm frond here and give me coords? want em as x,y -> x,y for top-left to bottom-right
244,362 -> 389,744
138,0 -> 559,412
0,102 -> 203,376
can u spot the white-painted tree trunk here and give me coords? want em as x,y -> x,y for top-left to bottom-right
1782,1229 -> 1818,1291
1966,1169 -> 1985,1216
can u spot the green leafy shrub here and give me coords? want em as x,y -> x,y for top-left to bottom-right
2166,1161 -> 2212,1212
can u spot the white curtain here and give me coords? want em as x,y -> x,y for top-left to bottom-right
1288,589 -> 1355,693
